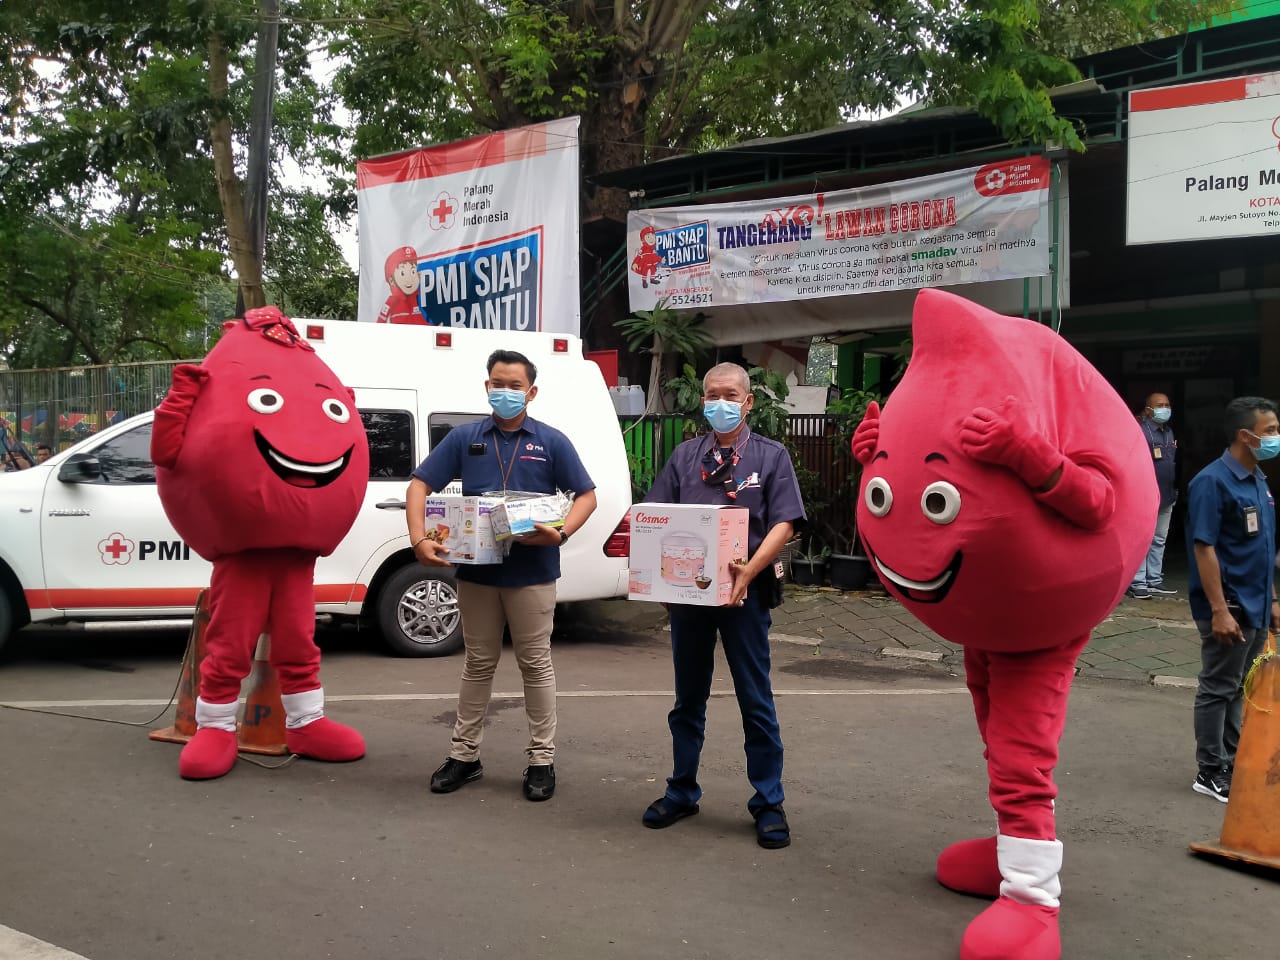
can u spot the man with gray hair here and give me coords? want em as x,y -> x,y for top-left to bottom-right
639,361 -> 806,849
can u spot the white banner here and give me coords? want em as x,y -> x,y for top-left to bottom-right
626,158 -> 1053,312
356,117 -> 581,333
1127,71 -> 1280,245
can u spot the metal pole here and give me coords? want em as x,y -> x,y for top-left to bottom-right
1050,161 -> 1061,332
236,0 -> 280,317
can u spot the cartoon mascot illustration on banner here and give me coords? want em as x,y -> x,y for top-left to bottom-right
631,225 -> 664,289
152,307 -> 371,780
378,245 -> 425,324
852,289 -> 1156,960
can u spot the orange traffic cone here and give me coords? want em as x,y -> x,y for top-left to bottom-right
1190,635 -> 1280,871
236,633 -> 288,756
149,590 -> 210,745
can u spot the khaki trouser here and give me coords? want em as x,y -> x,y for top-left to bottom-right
450,580 -> 558,765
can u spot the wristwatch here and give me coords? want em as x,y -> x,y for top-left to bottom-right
559,529 -> 570,545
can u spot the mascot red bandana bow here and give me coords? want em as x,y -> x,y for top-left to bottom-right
853,289 -> 1156,960
152,307 -> 370,780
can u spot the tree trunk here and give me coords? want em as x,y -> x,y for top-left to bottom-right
207,31 -> 265,312
645,333 -> 665,414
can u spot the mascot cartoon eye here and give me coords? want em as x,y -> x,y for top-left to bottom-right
864,477 -> 893,517
921,481 -> 962,525
247,388 -> 285,414
322,398 -> 351,423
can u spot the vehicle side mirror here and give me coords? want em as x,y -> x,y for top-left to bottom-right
58,454 -> 102,483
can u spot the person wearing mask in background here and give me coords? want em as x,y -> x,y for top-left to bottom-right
1129,393 -> 1178,599
1185,396 -> 1279,803
639,362 -> 806,850
406,349 -> 597,802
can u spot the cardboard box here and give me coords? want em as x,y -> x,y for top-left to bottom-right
488,490 -> 572,541
627,503 -> 750,606
422,496 -> 503,564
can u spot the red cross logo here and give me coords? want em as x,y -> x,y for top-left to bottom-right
99,533 -> 136,565
428,192 -> 457,231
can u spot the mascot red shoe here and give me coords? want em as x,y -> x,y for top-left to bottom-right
852,289 -> 1156,960
152,307 -> 370,780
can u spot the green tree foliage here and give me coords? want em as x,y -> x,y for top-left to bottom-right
333,0 -> 1236,217
0,0 -> 1238,364
0,0 -> 352,365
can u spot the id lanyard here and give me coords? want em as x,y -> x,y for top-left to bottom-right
700,433 -> 751,500
493,429 -> 522,495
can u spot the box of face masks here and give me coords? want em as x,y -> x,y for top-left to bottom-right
422,496 -> 503,564
487,490 -> 573,541
627,503 -> 750,606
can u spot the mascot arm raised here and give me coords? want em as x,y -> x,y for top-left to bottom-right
960,397 -> 1115,531
852,400 -> 882,466
150,364 -> 209,469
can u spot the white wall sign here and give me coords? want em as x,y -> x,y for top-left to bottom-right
1127,71 -> 1280,245
356,117 -> 581,333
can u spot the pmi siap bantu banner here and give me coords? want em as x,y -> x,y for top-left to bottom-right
356,117 -> 581,333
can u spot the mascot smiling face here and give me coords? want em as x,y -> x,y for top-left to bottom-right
854,289 -> 1154,653
154,308 -> 369,561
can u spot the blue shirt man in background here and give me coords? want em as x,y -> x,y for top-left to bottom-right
407,349 -> 597,802
1185,396 -> 1279,803
639,362 -> 806,849
1129,392 -> 1178,599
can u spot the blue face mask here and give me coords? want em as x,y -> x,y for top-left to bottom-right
1249,432 -> 1280,461
488,388 -> 528,420
1151,407 -> 1171,424
703,399 -> 744,434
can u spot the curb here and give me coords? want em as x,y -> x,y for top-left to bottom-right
1151,675 -> 1198,689
772,633 -> 823,647
880,647 -> 945,662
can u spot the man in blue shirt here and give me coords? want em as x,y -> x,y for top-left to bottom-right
1185,396 -> 1279,803
1128,392 -> 1178,599
639,362 -> 806,849
406,349 -> 597,802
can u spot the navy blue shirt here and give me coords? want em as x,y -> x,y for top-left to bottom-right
1185,450 -> 1276,628
1138,416 -> 1177,509
413,415 -> 595,587
645,428 -> 806,555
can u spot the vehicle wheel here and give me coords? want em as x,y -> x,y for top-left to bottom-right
376,563 -> 464,657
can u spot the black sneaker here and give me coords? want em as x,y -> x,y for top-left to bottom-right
1192,770 -> 1229,803
1148,585 -> 1178,596
523,764 -> 555,801
1126,586 -> 1151,600
430,757 -> 483,793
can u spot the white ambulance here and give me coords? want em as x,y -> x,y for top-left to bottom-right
0,323 -> 633,657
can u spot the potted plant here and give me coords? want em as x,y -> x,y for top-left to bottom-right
790,537 -> 830,587
824,522 -> 873,592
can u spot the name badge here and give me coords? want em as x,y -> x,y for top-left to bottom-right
1153,447 -> 1162,460
1245,505 -> 1260,536
773,560 -> 786,580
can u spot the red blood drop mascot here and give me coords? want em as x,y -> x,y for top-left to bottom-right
152,307 -> 370,780
852,290 -> 1156,960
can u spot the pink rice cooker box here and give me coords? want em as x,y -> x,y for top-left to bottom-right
627,503 -> 749,606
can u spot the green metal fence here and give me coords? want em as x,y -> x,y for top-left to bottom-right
621,413 -> 859,547
0,360 -> 186,456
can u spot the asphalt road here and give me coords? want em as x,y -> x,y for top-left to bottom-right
0,605 -> 1273,960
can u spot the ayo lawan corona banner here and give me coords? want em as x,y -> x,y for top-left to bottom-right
356,117 -> 581,333
626,158 -> 1053,312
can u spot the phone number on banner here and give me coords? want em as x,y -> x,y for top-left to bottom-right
665,292 -> 713,307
